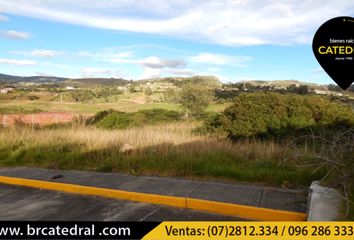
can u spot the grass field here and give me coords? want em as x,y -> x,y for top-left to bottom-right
0,122 -> 326,187
0,100 -> 178,114
0,100 -> 227,114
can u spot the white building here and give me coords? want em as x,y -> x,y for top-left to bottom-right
0,87 -> 14,94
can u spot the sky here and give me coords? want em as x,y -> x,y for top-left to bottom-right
0,0 -> 353,84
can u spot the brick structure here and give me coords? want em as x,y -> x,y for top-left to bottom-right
0,112 -> 91,127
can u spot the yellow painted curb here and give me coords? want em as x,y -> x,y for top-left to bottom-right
0,175 -> 307,221
186,198 -> 306,221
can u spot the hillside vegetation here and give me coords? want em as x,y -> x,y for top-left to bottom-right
1,74 -> 354,219
201,92 -> 354,139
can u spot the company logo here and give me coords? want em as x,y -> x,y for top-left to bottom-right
313,16 -> 354,90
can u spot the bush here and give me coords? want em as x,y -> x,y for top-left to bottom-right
135,109 -> 182,123
96,111 -> 134,129
203,92 -> 354,139
27,95 -> 40,101
164,89 -> 180,104
85,109 -> 114,125
192,112 -> 227,137
145,87 -> 153,96
92,109 -> 183,129
70,90 -> 95,102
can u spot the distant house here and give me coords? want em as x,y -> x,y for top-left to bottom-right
273,86 -> 287,90
0,87 -> 14,94
314,89 -> 343,96
117,86 -> 128,93
66,86 -> 75,90
314,89 -> 327,95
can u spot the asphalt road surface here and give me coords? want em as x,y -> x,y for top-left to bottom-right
0,184 -> 242,221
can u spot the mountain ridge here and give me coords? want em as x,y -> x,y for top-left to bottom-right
0,73 -> 329,88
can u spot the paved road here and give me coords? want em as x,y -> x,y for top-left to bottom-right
0,184 -> 241,221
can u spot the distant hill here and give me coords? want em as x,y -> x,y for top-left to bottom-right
151,76 -> 222,88
0,73 -> 67,83
1,73 -> 331,90
0,73 -> 24,83
0,73 -> 130,86
238,80 -> 320,88
25,76 -> 67,82
67,78 -> 132,86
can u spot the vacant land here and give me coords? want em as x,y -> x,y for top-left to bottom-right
0,100 -> 179,114
0,122 -> 326,187
1,77 -> 354,219
0,100 -> 228,114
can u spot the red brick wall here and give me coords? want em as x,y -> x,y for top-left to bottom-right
0,112 -> 91,126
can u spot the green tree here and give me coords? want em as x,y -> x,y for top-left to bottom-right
287,84 -> 310,95
70,90 -> 94,102
179,85 -> 212,118
145,87 -> 153,96
164,89 -> 180,104
129,86 -> 137,93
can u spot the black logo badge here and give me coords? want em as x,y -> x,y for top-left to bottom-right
312,16 -> 354,90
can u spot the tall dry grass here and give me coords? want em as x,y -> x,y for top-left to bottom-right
1,118 -> 351,218
0,122 -> 204,152
0,121 -> 324,188
0,122 -> 284,160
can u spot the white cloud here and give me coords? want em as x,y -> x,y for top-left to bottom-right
190,52 -> 251,67
9,49 -> 60,58
31,49 -> 58,57
77,50 -> 134,64
139,56 -> 191,79
77,49 -> 191,78
77,49 -> 235,78
0,14 -> 9,22
0,0 -> 353,46
140,56 -> 185,69
77,50 -> 186,69
140,68 -> 161,79
80,67 -> 121,78
164,68 -> 194,76
0,58 -> 36,65
140,66 -> 194,79
1,30 -> 30,40
34,71 -> 54,76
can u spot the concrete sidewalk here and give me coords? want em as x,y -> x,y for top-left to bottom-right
0,167 -> 308,214
0,184 -> 241,221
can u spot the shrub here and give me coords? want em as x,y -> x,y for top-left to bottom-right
164,89 -> 180,104
70,90 -> 95,102
96,111 -> 135,129
203,92 -> 354,139
27,95 -> 40,101
92,109 -> 183,129
192,112 -> 227,137
135,109 -> 182,123
145,87 -> 153,96
85,109 -> 115,125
